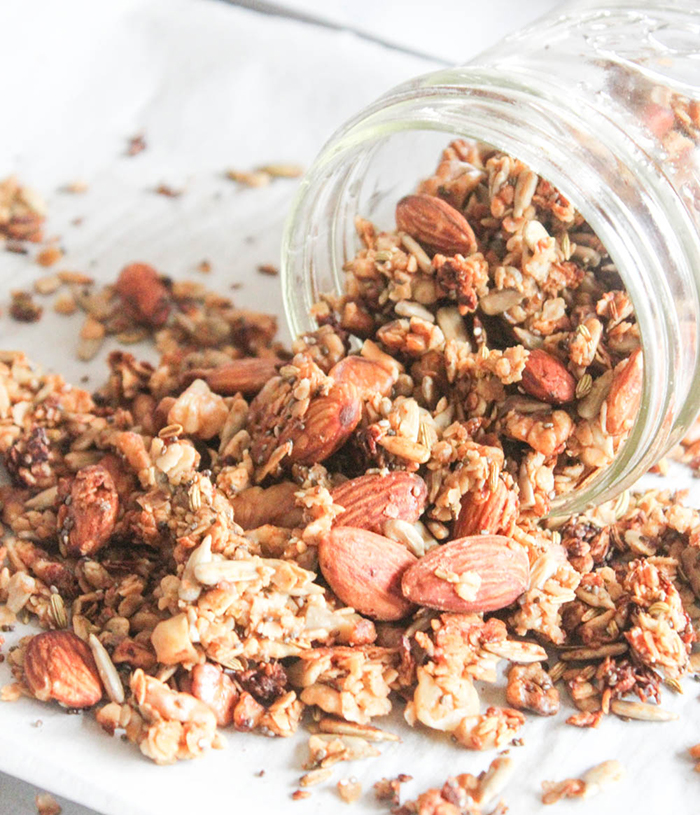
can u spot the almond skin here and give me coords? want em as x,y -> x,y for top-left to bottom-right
57,464 -> 119,558
453,481 -> 519,538
319,527 -> 417,621
230,481 -> 303,529
183,358 -> 280,396
605,347 -> 643,436
396,194 -> 477,256
329,356 -> 395,400
332,472 -> 427,533
24,630 -> 103,708
116,262 -> 171,327
279,381 -> 362,466
521,349 -> 576,405
401,535 -> 529,613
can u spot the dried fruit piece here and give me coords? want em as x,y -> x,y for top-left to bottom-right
454,480 -> 518,538
329,356 -> 395,400
116,262 -> 171,327
57,465 -> 119,557
396,194 -> 477,256
331,472 -> 427,533
24,630 -> 103,708
521,349 -> 576,405
278,382 -> 362,466
191,662 -> 238,727
605,347 -> 643,435
318,527 -> 417,621
401,535 -> 529,613
185,358 -> 280,396
230,482 -> 303,529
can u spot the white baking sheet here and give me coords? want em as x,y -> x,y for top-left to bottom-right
0,1 -> 699,813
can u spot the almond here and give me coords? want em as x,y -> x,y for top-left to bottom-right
454,480 -> 519,539
24,630 -> 103,708
184,358 -> 281,396
191,662 -> 238,727
116,262 -> 171,327
331,472 -> 427,533
57,464 -> 119,558
230,481 -> 304,529
401,535 -> 529,613
279,382 -> 362,466
605,348 -> 643,436
521,349 -> 576,405
318,527 -> 417,621
329,356 -> 395,400
396,194 -> 477,257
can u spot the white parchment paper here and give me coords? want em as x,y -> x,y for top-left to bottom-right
0,1 -> 698,813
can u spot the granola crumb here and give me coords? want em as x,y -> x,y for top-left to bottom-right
337,777 -> 362,804
35,792 -> 61,815
126,133 -> 147,156
291,790 -> 311,801
227,168 -> 271,188
36,246 -> 63,267
10,290 -> 43,322
196,260 -> 212,274
154,183 -> 182,198
62,180 -> 88,194
257,263 -> 279,277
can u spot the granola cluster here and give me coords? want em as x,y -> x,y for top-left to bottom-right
0,143 -> 698,813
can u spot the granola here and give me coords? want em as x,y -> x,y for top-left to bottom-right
0,142 -> 697,814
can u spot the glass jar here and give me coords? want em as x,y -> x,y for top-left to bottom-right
281,0 -> 700,516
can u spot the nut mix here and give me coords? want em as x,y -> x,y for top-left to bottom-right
0,143 -> 699,809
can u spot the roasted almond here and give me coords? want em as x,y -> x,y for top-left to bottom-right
319,527 -> 417,621
116,262 -> 171,327
331,472 -> 427,533
57,464 -> 119,558
230,481 -> 304,529
605,347 -> 643,436
396,194 -> 477,257
401,535 -> 529,613
24,630 -> 103,708
184,358 -> 280,396
279,382 -> 362,466
521,349 -> 576,405
329,356 -> 395,400
454,481 -> 519,538
191,662 -> 238,727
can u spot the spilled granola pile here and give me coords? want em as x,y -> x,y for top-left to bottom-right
0,143 -> 699,811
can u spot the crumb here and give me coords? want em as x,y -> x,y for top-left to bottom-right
154,184 -> 182,198
10,290 -> 43,322
62,181 -> 88,194
36,246 -> 63,267
226,169 -> 270,188
257,264 -> 278,277
5,240 -> 28,254
126,133 -> 147,156
35,792 -> 61,815
291,790 -> 311,801
196,260 -> 212,274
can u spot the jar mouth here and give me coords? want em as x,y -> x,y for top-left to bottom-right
282,67 -> 700,517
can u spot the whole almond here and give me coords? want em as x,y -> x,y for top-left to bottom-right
230,481 -> 304,529
319,527 -> 417,621
401,535 -> 529,613
184,358 -> 280,396
279,382 -> 362,466
57,464 -> 119,558
329,356 -> 395,400
191,662 -> 238,727
24,630 -> 103,708
396,194 -> 477,256
332,472 -> 427,533
521,349 -> 576,405
116,262 -> 171,327
605,348 -> 643,436
454,481 -> 519,538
